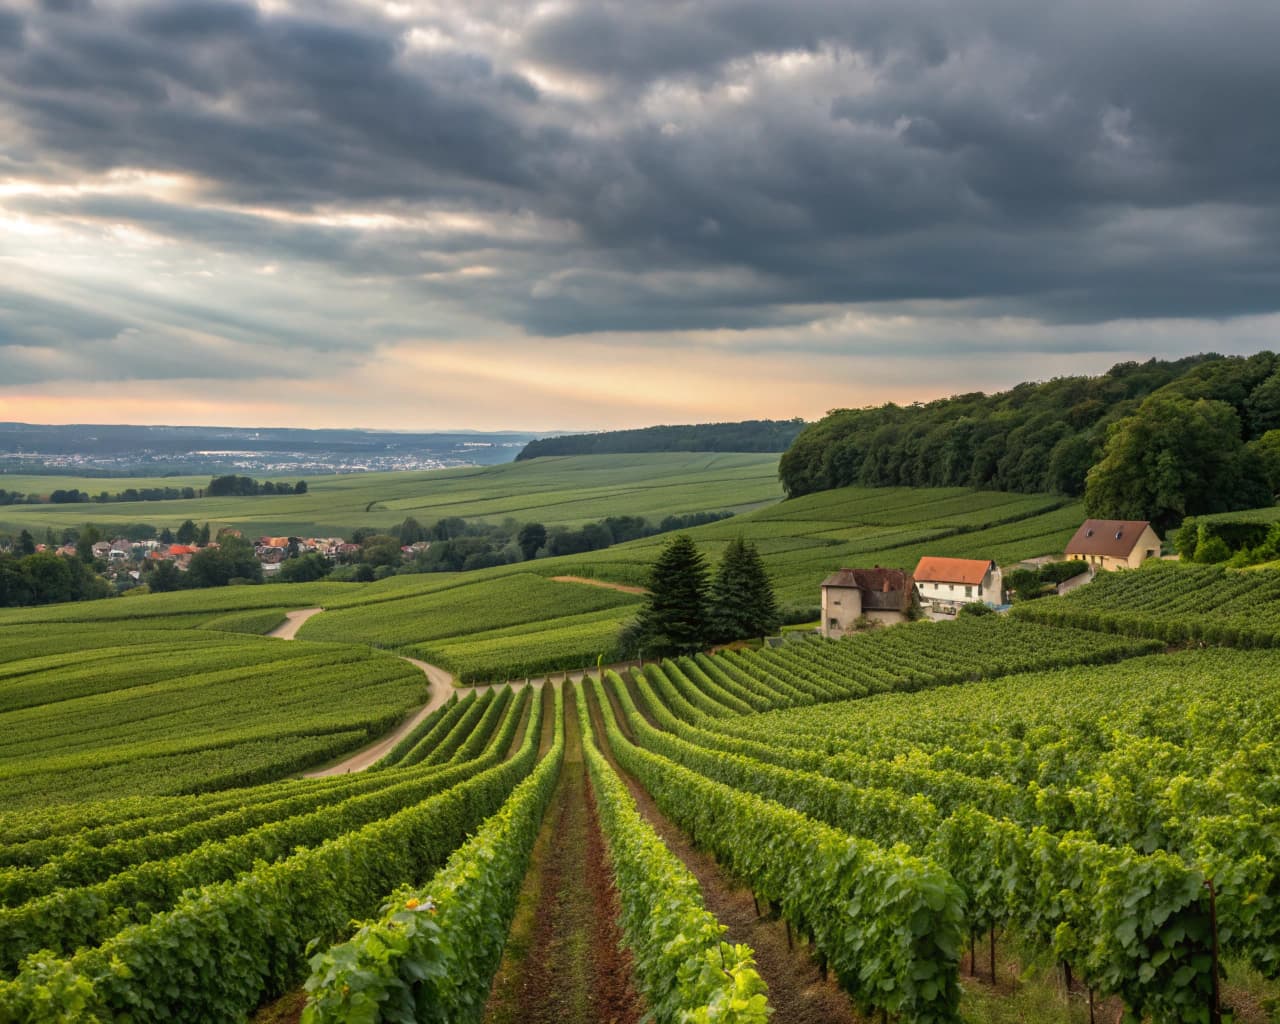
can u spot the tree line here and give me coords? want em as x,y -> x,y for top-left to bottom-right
0,476 -> 308,506
781,352 -> 1280,532
344,510 -> 735,577
516,419 -> 806,460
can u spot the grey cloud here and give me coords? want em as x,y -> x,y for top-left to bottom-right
0,0 -> 1277,357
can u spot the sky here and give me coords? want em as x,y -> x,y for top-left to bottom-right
1,0 -> 1279,432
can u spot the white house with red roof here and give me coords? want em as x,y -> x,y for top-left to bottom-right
912,556 -> 1003,613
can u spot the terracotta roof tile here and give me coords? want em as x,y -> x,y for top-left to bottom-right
912,556 -> 994,586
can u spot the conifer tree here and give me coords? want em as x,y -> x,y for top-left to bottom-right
632,533 -> 710,656
708,536 -> 779,642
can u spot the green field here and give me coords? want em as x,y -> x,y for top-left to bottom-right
1013,560 -> 1280,646
1,471 -> 1087,687
4,530 -> 1280,1022
546,485 -> 1083,603
0,452 -> 784,538
0,623 -> 428,809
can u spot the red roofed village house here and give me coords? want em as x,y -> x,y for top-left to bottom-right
820,568 -> 915,638
912,556 -> 1004,614
1064,519 -> 1162,571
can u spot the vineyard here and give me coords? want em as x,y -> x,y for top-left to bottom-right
3,596 -> 1276,1022
1013,561 -> 1280,646
6,463 -> 1280,1021
0,623 -> 430,808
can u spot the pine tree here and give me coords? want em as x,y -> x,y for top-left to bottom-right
633,533 -> 710,656
708,536 -> 779,642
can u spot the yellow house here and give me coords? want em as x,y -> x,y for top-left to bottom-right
1064,519 -> 1162,571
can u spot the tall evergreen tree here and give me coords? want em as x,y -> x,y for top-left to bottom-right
633,534 -> 710,656
708,536 -> 779,642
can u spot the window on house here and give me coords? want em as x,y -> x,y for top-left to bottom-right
948,584 -> 954,592
965,586 -> 972,597
828,618 -> 839,630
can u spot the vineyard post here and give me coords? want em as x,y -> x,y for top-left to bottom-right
989,924 -> 996,984
1207,877 -> 1222,1024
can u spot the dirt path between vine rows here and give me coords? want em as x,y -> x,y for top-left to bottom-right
484,685 -> 645,1024
269,607 -> 522,777
550,575 -> 649,596
266,606 -> 325,640
585,678 -> 865,1024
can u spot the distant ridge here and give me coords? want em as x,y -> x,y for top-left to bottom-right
515,419 -> 806,460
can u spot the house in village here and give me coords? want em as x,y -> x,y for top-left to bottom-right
819,568 -> 914,638
1064,519 -> 1161,571
913,556 -> 1004,613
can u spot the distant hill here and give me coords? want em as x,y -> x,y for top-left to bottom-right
515,419 -> 806,460
0,423 -> 543,476
780,352 -> 1280,531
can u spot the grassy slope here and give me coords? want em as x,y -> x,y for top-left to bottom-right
0,626 -> 428,808
0,462 -> 1088,795
0,452 -> 783,537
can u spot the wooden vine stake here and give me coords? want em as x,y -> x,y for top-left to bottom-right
989,924 -> 996,984
1207,877 -> 1223,1024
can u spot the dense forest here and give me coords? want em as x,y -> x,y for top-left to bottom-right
780,353 -> 1280,531
516,419 -> 806,460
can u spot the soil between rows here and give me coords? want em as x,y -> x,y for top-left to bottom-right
483,685 -> 644,1024
586,676 -> 864,1024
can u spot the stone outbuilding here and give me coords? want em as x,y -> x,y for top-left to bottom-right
1064,519 -> 1162,571
820,567 -> 914,638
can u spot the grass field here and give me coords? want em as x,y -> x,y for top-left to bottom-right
0,452 -> 784,538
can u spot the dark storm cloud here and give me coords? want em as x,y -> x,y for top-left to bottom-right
1,0 -> 1278,357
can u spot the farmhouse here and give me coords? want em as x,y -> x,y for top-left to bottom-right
913,556 -> 1003,613
1064,519 -> 1161,571
820,568 -> 914,638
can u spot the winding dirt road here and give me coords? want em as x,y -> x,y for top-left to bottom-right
269,608 -> 535,776
270,608 -> 643,777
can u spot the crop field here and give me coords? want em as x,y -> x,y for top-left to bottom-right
5,604 -> 1277,1023
0,452 -> 783,537
296,572 -> 642,649
543,487 -> 1083,603
1013,560 -> 1280,646
596,633 -> 1280,1022
0,624 -> 429,809
13,463 -> 1280,1022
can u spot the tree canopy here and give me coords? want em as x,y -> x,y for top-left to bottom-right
707,537 -> 779,642
1083,395 -> 1271,532
632,534 -> 711,657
